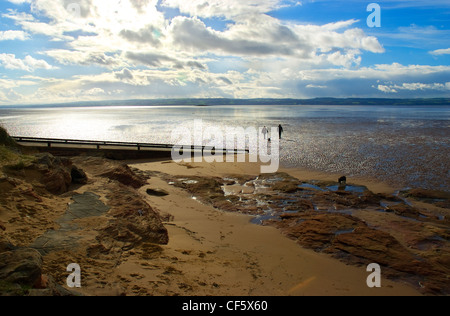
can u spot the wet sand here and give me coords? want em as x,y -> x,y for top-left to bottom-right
280,118 -> 450,192
0,154 -> 434,296
123,159 -> 421,296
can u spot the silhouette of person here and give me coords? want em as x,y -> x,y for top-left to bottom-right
278,124 -> 284,139
262,126 -> 268,140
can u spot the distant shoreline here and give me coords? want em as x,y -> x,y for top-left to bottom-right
1,97 -> 450,108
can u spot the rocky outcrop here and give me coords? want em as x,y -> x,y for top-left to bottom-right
71,166 -> 88,185
101,164 -> 148,189
42,166 -> 72,195
31,153 -> 88,195
0,240 -> 77,296
405,188 -> 450,209
0,248 -> 43,286
91,183 -> 168,256
169,172 -> 450,295
1,153 -> 166,296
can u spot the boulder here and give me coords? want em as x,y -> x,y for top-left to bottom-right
0,248 -> 43,286
29,275 -> 78,296
101,164 -> 147,189
34,153 -> 57,168
33,153 -> 75,194
42,167 -> 72,195
0,235 -> 16,253
146,188 -> 169,197
71,165 -> 88,185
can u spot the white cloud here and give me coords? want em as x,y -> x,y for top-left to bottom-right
377,82 -> 450,93
161,0 -> 282,19
306,84 -> 327,89
430,48 -> 450,56
377,85 -> 397,93
44,49 -> 127,69
2,0 -> 448,103
0,54 -> 56,72
0,30 -> 30,41
7,0 -> 32,4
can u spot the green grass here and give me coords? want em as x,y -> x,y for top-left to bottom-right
0,126 -> 34,176
0,125 -> 17,147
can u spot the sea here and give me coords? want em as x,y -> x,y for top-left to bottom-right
0,104 -> 449,191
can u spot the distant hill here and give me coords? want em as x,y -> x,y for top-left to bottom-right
3,97 -> 450,108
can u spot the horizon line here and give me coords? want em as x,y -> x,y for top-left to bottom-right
1,97 -> 450,108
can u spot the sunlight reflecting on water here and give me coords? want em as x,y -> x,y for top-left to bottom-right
1,104 -> 449,191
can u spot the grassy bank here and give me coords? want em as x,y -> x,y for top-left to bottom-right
0,126 -> 33,177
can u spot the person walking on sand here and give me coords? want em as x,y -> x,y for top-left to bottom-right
262,126 -> 268,140
278,124 -> 284,139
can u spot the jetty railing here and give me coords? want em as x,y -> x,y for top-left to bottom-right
12,136 -> 249,154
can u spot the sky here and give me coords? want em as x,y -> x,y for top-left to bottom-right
0,0 -> 449,105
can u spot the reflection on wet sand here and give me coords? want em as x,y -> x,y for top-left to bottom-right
167,172 -> 450,295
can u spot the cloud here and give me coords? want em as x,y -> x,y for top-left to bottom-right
377,85 -> 398,93
306,84 -> 327,89
168,15 -> 383,62
125,51 -> 176,67
169,16 -> 299,57
0,30 -> 30,41
2,0 -> 448,104
430,48 -> 450,56
0,54 -> 56,72
45,49 -> 125,68
161,0 -> 282,19
119,25 -> 162,46
115,68 -> 134,81
377,82 -> 450,93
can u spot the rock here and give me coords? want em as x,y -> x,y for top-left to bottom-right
101,212 -> 169,247
33,153 -> 75,194
21,188 -> 43,202
405,189 -> 450,209
276,212 -> 361,251
33,274 -> 49,289
272,180 -> 301,193
101,164 -> 147,189
387,204 -> 424,220
146,188 -> 169,197
35,153 -> 56,167
0,221 -> 5,232
0,235 -> 16,253
168,172 -> 450,295
406,189 -> 450,200
96,184 -> 169,250
0,248 -> 43,286
296,199 -> 315,211
28,275 -> 79,296
0,176 -> 17,192
71,165 -> 88,185
43,166 -> 72,195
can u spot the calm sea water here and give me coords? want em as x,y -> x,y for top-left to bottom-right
0,104 -> 449,190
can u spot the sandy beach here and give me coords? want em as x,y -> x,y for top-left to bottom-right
2,149 -> 449,296
107,158 -> 422,296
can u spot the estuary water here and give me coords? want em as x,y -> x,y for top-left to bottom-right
1,104 -> 449,191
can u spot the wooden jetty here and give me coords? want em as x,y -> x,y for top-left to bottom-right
12,136 -> 248,160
